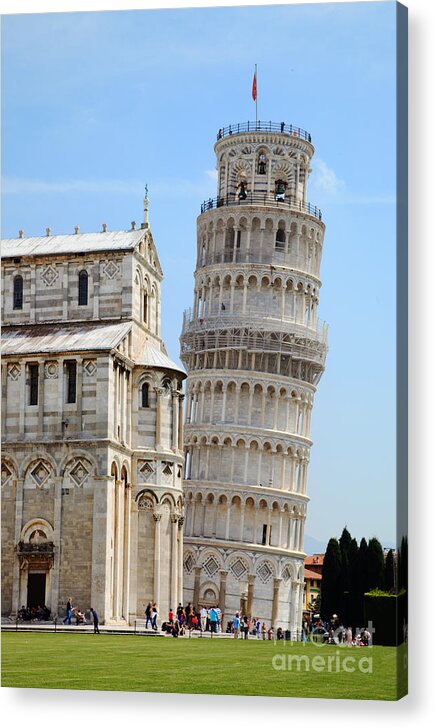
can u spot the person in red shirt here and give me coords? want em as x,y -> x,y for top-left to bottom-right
168,608 -> 174,625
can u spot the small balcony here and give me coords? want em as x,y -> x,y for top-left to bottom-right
216,121 -> 312,143
200,193 -> 322,221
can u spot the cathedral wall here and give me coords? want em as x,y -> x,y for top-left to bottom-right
58,477 -> 94,614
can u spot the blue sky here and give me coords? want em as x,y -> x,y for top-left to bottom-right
1,1 -> 398,548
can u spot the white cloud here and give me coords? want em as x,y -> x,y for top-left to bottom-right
205,169 -> 218,182
311,158 -> 345,195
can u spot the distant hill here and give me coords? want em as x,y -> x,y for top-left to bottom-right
304,534 -> 327,555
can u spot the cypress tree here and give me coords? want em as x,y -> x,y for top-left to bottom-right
357,538 -> 369,626
321,538 -> 342,621
348,537 -> 360,627
367,537 -> 385,591
338,527 -> 352,624
385,549 -> 395,592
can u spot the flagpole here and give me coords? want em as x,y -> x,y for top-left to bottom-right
255,64 -> 258,127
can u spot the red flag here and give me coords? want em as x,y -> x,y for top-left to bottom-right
252,69 -> 257,102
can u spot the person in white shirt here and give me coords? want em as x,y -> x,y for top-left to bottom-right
200,606 -> 208,632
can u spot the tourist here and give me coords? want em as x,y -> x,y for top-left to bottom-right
200,605 -> 207,632
261,622 -> 267,640
242,615 -> 249,639
233,611 -> 240,639
145,601 -> 152,629
90,607 -> 100,634
255,618 -> 261,639
63,596 -> 72,625
209,605 -> 218,635
151,602 -> 158,630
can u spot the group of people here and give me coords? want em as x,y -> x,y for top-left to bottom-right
302,616 -> 372,646
17,604 -> 50,621
143,601 -> 275,640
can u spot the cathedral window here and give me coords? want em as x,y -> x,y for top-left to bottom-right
78,270 -> 88,306
29,364 -> 39,405
66,360 -> 77,403
13,275 -> 23,310
143,293 -> 148,324
141,382 -> 149,408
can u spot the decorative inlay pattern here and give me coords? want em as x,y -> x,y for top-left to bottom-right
41,264 -> 59,287
69,460 -> 89,487
184,553 -> 195,574
7,364 -> 21,381
139,461 -> 155,482
30,462 -> 50,488
138,496 -> 154,511
230,558 -> 248,580
257,561 -> 274,584
203,555 -> 220,577
45,362 -> 58,379
1,463 -> 13,487
102,260 -> 120,279
83,359 -> 97,377
282,566 -> 292,583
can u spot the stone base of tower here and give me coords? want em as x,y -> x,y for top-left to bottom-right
183,539 -> 305,634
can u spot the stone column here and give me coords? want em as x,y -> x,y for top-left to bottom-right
153,513 -> 162,608
178,394 -> 184,449
247,574 -> 256,616
154,387 -> 163,449
50,476 -> 63,617
38,361 -> 44,435
239,504 -> 245,542
122,484 -> 132,623
171,391 -> 179,451
171,514 -> 178,609
76,357 -> 83,435
1,363 -> 7,439
271,577 -> 282,628
11,478 -> 24,615
177,516 -> 184,606
218,570 -> 228,624
225,505 -> 231,540
193,566 -> 202,608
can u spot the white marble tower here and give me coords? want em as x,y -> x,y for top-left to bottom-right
180,121 -> 328,633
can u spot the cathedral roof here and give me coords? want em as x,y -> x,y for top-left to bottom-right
1,229 -> 148,259
136,340 -> 186,377
1,321 -> 131,356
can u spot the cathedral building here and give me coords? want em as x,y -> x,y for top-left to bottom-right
1,197 -> 186,624
180,122 -> 328,632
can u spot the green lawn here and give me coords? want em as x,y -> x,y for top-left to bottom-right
1,632 -> 406,700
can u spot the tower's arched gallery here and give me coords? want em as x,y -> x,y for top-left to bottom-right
180,122 -> 328,631
1,200 -> 186,624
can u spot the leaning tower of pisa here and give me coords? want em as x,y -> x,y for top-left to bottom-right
180,121 -> 328,633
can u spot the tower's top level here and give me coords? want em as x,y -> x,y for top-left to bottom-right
202,120 -> 321,220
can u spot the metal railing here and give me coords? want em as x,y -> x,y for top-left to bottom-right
216,121 -> 312,142
200,194 -> 322,220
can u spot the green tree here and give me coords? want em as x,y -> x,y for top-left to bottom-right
338,527 -> 352,624
321,538 -> 342,621
367,537 -> 385,591
348,537 -> 360,627
385,549 -> 395,592
356,537 -> 369,626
